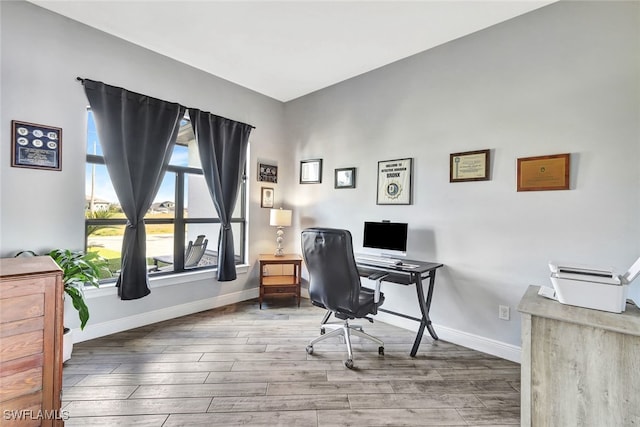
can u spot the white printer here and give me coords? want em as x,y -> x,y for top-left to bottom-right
548,256 -> 640,313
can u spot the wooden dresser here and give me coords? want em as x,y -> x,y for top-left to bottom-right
1,256 -> 64,426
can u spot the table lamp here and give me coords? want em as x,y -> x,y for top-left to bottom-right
269,208 -> 292,256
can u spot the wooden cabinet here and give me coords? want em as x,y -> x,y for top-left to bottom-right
258,254 -> 302,309
1,256 -> 64,426
518,285 -> 640,427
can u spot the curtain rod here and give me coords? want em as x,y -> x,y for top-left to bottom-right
76,77 -> 256,130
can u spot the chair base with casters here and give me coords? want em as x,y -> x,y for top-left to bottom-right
309,270 -> 388,368
306,315 -> 384,369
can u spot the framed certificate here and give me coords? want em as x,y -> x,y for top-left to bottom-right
11,120 -> 62,171
450,149 -> 490,182
517,153 -> 570,192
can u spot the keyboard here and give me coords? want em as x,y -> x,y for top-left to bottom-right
356,256 -> 418,269
356,255 -> 396,264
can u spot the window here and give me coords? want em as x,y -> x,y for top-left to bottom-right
85,111 -> 246,280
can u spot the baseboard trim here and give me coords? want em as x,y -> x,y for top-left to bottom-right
72,288 -> 259,343
373,311 -> 521,363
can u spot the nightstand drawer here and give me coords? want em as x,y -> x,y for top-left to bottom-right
263,285 -> 297,295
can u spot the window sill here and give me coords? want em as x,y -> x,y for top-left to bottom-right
85,264 -> 250,299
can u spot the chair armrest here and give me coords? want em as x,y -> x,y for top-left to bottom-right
367,272 -> 387,281
367,272 -> 388,304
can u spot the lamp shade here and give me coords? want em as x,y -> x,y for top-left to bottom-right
270,208 -> 292,227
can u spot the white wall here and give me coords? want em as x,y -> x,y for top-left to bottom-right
0,1 -> 288,336
284,1 -> 640,357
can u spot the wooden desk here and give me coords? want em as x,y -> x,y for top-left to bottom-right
258,254 -> 302,309
355,257 -> 444,357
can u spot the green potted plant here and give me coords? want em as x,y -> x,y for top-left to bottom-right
48,249 -> 108,361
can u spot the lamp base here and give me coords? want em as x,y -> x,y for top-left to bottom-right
274,227 -> 285,257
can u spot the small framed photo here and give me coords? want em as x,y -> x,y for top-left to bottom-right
258,162 -> 277,183
260,187 -> 274,208
11,120 -> 62,171
450,149 -> 490,182
377,158 -> 412,205
335,167 -> 356,189
517,153 -> 570,192
300,159 -> 322,184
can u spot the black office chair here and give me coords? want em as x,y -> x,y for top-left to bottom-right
301,227 -> 385,369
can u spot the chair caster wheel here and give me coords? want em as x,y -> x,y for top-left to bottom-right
320,327 -> 325,335
306,345 -> 314,355
378,346 -> 384,355
345,359 -> 354,369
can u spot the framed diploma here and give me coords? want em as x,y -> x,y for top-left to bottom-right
450,149 -> 490,182
517,153 -> 570,192
377,158 -> 412,205
11,120 -> 62,171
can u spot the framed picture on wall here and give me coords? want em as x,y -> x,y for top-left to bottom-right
377,158 -> 412,205
11,120 -> 62,171
258,162 -> 278,183
334,167 -> 356,189
300,159 -> 322,184
260,187 -> 274,208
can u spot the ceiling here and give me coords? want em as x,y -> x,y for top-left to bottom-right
29,1 -> 555,102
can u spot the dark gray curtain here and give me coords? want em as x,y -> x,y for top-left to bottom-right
83,80 -> 186,300
189,109 -> 252,281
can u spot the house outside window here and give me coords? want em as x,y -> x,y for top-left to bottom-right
85,111 -> 246,279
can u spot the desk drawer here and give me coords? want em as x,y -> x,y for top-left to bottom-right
263,285 -> 297,295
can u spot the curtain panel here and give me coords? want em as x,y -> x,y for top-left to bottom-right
83,79 -> 186,300
189,110 -> 252,281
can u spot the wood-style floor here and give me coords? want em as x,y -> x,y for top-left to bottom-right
61,298 -> 521,426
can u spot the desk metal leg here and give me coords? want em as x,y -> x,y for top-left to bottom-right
424,271 -> 438,341
410,271 -> 439,357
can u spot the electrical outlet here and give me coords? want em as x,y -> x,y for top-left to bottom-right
499,305 -> 510,321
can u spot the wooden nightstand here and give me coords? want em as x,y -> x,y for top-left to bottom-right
258,254 -> 302,309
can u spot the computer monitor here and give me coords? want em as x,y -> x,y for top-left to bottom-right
363,221 -> 408,258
